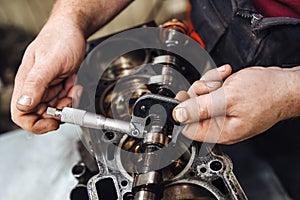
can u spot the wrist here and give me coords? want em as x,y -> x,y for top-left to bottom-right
47,3 -> 87,38
280,66 -> 300,119
47,0 -> 133,38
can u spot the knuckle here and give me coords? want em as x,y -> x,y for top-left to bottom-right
193,80 -> 205,86
223,89 -> 234,109
192,80 -> 206,89
199,106 -> 209,120
196,96 -> 209,120
27,72 -> 42,84
26,73 -> 48,91
202,69 -> 221,81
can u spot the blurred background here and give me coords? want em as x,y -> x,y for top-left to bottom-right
0,0 -> 188,134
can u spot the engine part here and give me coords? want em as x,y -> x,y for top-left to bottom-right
67,19 -> 247,200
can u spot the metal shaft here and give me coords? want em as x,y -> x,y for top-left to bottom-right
47,107 -> 133,134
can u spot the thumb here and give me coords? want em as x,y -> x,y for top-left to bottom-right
172,88 -> 226,123
16,65 -> 57,112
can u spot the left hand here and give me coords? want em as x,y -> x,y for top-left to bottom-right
11,20 -> 86,134
173,65 -> 294,144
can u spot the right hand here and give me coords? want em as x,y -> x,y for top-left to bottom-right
173,65 -> 297,144
11,20 -> 86,134
175,64 -> 232,101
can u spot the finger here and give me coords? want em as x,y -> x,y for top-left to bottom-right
175,90 -> 190,101
188,80 -> 222,98
182,120 -> 220,143
42,84 -> 63,102
181,116 -> 225,143
16,61 -> 60,112
56,97 -> 72,109
67,85 -> 83,108
11,49 -> 34,110
45,84 -> 82,116
172,88 -> 226,123
48,97 -> 59,107
16,104 -> 60,134
187,64 -> 232,98
30,118 -> 60,134
58,74 -> 77,99
200,64 -> 232,82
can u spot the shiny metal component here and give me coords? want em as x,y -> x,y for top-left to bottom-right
143,132 -> 169,147
130,94 -> 183,141
250,13 -> 263,28
162,183 -> 216,200
72,19 -> 247,200
95,49 -> 151,121
133,171 -> 161,187
161,19 -> 189,35
87,175 -> 121,200
72,162 -> 87,179
161,19 -> 189,47
102,49 -> 149,80
46,107 -> 62,117
133,171 -> 162,200
116,135 -> 194,178
47,107 -> 135,136
152,55 -> 178,66
47,95 -> 181,139
134,191 -> 156,200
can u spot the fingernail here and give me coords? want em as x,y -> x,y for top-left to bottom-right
173,107 -> 188,123
17,95 -> 32,106
217,65 -> 226,72
206,82 -> 218,88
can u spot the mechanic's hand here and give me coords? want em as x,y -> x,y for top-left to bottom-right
175,64 -> 232,101
11,20 -> 86,134
173,65 -> 292,144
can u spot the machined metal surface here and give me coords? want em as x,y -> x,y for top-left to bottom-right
162,183 -> 217,200
69,20 -> 247,200
143,132 -> 169,146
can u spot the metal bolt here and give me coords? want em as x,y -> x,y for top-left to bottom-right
131,129 -> 140,137
140,105 -> 146,112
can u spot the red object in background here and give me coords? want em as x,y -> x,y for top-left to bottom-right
186,2 -> 205,48
252,0 -> 300,19
189,31 -> 205,48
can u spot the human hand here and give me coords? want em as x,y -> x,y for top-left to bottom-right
173,65 -> 295,144
11,20 -> 86,134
